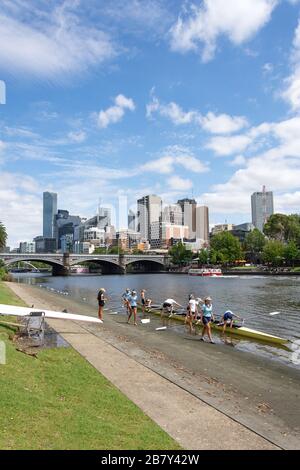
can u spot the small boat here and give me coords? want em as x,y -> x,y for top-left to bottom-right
146,307 -> 289,346
0,304 -> 103,324
188,268 -> 222,277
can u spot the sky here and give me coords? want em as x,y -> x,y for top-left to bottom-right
1,0 -> 300,247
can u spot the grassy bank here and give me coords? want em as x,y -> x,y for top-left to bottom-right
0,282 -> 180,450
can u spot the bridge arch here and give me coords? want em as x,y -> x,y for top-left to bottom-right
3,256 -> 67,276
124,258 -> 166,273
69,258 -> 124,275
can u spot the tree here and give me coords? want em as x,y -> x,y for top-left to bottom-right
244,229 -> 266,258
198,248 -> 209,265
94,247 -> 107,254
285,215 -> 300,244
210,232 -> 243,265
169,242 -> 193,266
284,241 -> 299,266
263,214 -> 288,242
262,240 -> 285,266
0,221 -> 7,249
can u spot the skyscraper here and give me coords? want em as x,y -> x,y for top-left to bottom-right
251,188 -> 274,232
162,204 -> 183,226
177,198 -> 197,238
43,192 -> 57,238
196,206 -> 209,242
137,195 -> 162,241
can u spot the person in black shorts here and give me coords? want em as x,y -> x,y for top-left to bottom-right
140,289 -> 146,314
97,288 -> 106,321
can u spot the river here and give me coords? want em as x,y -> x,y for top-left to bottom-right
12,273 -> 300,369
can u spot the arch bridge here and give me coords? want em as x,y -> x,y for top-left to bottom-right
0,253 -> 170,275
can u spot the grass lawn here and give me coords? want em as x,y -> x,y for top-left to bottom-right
0,283 -> 180,450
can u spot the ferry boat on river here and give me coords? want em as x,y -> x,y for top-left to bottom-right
188,268 -> 222,277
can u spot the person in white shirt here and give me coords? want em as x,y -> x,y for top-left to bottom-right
162,298 -> 182,316
185,294 -> 198,334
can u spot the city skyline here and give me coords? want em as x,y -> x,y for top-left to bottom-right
1,1 -> 300,247
7,187 -> 275,251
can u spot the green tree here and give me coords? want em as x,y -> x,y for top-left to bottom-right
284,241 -> 299,266
94,247 -> 107,254
0,221 -> 7,249
244,228 -> 266,256
198,248 -> 209,265
210,232 -> 243,265
262,240 -> 285,266
169,242 -> 193,266
285,215 -> 300,244
263,214 -> 287,241
108,246 -> 125,255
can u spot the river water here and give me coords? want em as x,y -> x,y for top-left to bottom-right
13,273 -> 300,369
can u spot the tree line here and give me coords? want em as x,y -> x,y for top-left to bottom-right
170,214 -> 300,268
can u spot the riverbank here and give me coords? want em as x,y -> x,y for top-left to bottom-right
5,281 -> 300,449
0,282 -> 180,450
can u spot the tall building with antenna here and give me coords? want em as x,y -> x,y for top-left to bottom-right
251,187 -> 274,232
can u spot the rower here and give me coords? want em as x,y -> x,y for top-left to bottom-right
185,294 -> 198,334
162,298 -> 182,316
122,288 -> 131,314
220,310 -> 243,333
200,296 -> 215,344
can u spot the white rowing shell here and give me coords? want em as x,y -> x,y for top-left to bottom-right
0,304 -> 103,324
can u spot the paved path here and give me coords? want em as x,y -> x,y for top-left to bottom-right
7,283 -> 278,450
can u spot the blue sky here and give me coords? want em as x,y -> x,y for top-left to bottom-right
1,0 -> 300,246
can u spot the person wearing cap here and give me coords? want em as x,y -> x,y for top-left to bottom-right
97,288 -> 107,321
127,290 -> 138,326
122,288 -> 131,314
200,296 -> 215,344
221,310 -> 243,332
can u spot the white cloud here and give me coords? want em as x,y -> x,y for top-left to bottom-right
98,94 -> 135,128
147,97 -> 196,124
282,19 -> 300,110
140,146 -> 209,174
229,155 -> 247,166
169,0 -> 277,62
201,112 -> 249,134
168,175 -> 193,191
0,1 -> 117,79
147,95 -> 248,134
0,172 -> 41,246
141,156 -> 174,174
206,135 -> 252,156
199,115 -> 300,215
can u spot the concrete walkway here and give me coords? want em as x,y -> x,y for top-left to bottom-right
6,283 -> 277,450
47,318 -> 278,450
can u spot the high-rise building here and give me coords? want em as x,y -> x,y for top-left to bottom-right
162,204 -> 183,226
128,209 -> 136,231
196,206 -> 209,242
251,189 -> 274,232
177,198 -> 197,238
99,207 -> 112,226
53,210 -> 81,249
43,192 -> 57,238
137,195 -> 162,241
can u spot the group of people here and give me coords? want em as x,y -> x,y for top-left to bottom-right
97,287 -> 241,344
122,288 -> 152,325
163,295 -> 242,344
